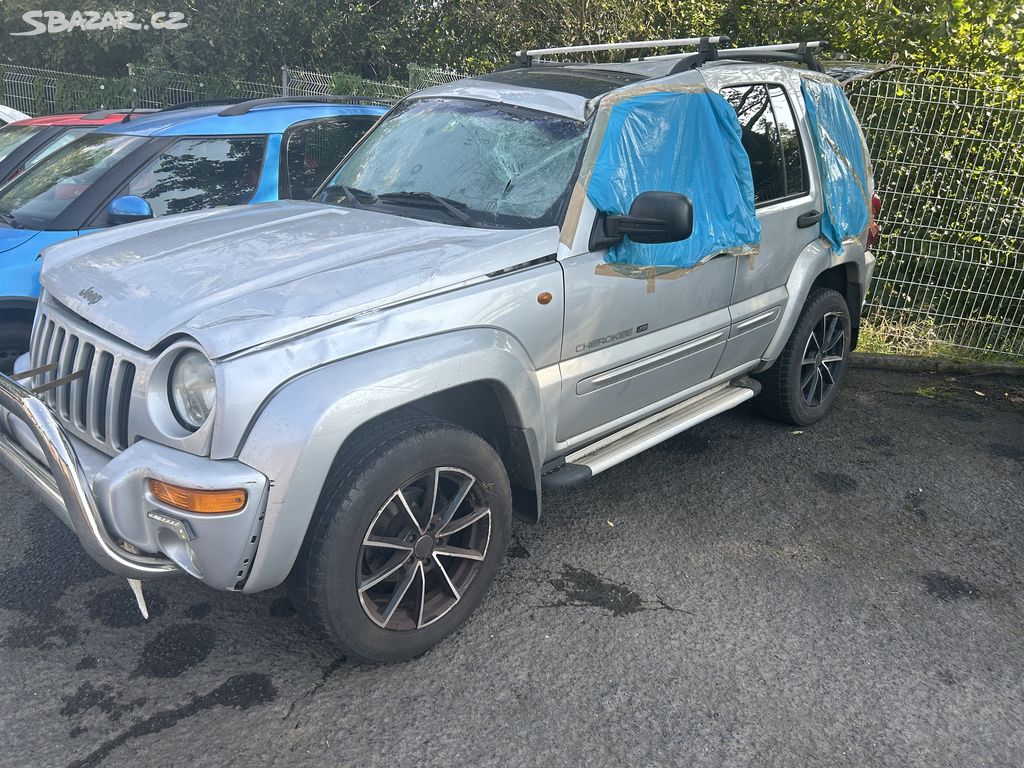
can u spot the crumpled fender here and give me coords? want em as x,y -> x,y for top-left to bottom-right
237,327 -> 547,593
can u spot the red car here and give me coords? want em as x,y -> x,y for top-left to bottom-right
0,110 -> 151,187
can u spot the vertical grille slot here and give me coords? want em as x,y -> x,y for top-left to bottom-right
30,313 -> 49,368
114,362 -> 136,451
57,335 -> 79,419
35,319 -> 55,390
73,343 -> 95,430
45,328 -> 66,407
92,352 -> 114,442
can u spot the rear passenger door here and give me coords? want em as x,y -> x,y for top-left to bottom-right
713,80 -> 819,372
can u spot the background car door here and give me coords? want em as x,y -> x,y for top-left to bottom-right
115,136 -> 267,217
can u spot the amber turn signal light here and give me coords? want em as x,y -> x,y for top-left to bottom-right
148,479 -> 247,514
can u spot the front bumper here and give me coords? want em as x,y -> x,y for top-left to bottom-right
0,370 -> 269,588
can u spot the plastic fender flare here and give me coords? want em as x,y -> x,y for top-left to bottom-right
237,328 -> 546,593
761,238 -> 844,365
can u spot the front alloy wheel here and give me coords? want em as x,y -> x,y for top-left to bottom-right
358,467 -> 491,630
289,416 -> 511,662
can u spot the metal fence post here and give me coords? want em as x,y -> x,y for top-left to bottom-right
281,65 -> 290,97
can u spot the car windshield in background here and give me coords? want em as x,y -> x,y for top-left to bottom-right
0,133 -> 144,230
24,127 -> 93,170
0,125 -> 43,163
323,98 -> 589,229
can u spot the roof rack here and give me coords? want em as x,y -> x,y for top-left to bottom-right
667,40 -> 828,74
161,98 -> 249,112
515,36 -> 730,67
217,94 -> 392,117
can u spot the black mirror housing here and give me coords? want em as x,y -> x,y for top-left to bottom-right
590,191 -> 693,251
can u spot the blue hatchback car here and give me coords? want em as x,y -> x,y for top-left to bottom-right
0,97 -> 387,368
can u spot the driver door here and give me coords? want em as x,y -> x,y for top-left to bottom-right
555,87 -> 759,444
556,231 -> 736,442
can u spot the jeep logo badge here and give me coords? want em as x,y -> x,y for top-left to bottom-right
78,287 -> 102,305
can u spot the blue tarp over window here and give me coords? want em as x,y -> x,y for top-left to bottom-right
801,78 -> 871,253
586,90 -> 760,269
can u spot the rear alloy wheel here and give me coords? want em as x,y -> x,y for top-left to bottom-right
289,416 -> 511,662
800,311 -> 846,407
755,287 -> 852,426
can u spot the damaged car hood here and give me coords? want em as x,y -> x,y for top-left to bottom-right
40,201 -> 559,358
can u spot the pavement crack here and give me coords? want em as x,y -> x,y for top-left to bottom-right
283,657 -> 346,721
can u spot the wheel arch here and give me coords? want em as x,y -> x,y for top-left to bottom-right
0,296 -> 38,325
810,263 -> 863,349
237,329 -> 547,593
330,380 -> 543,525
760,240 -> 867,366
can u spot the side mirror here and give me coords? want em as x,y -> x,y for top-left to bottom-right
107,195 -> 153,225
590,191 -> 693,251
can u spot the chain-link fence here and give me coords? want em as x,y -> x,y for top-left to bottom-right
128,65 -> 282,108
281,68 -> 402,103
0,62 -> 453,114
0,64 -> 115,114
848,66 -> 1023,360
407,64 -> 468,90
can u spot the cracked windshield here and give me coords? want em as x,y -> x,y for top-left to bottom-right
324,97 -> 589,228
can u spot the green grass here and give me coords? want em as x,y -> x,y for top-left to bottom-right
858,318 -> 1024,365
913,385 -> 957,399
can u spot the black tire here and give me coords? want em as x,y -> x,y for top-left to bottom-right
754,287 -> 852,426
0,318 -> 32,375
288,414 -> 512,662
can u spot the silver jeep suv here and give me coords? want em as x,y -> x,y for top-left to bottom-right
0,39 -> 877,661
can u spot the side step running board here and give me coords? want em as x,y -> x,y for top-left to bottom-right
542,379 -> 759,490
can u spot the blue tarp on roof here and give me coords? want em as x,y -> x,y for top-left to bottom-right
586,90 -> 760,269
801,78 -> 871,253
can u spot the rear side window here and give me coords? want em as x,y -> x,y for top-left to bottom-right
282,118 -> 375,200
721,84 -> 807,204
124,136 -> 265,217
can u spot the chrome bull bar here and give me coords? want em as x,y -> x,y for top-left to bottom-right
0,368 -> 177,579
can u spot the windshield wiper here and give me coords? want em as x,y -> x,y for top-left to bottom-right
321,184 -> 376,208
0,209 -> 19,228
376,191 -> 477,227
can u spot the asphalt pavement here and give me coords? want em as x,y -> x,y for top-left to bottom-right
1,367 -> 1022,768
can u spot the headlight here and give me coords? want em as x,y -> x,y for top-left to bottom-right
168,350 -> 215,430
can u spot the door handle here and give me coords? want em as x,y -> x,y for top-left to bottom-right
796,209 -> 823,228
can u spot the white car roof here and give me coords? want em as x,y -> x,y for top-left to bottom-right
0,105 -> 31,125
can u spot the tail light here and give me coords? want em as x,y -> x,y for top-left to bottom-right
867,193 -> 882,249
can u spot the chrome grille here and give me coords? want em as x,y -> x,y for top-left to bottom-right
29,311 -> 136,453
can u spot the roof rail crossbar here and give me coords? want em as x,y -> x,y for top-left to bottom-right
217,94 -> 392,116
516,36 -> 729,67
670,40 -> 827,74
161,97 -> 249,112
